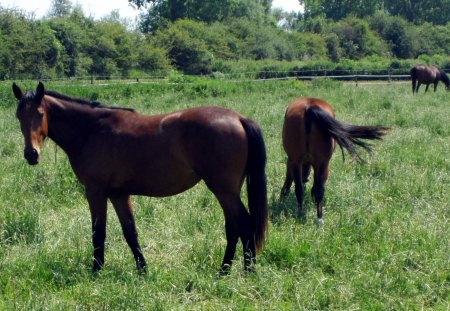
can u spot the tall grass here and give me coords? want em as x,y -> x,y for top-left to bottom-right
0,79 -> 448,310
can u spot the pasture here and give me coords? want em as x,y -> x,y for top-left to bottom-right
0,78 -> 448,310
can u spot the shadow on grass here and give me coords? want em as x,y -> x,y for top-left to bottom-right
269,188 -> 314,225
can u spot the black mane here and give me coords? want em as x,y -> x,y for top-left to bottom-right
45,90 -> 135,112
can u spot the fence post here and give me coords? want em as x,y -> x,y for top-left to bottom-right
91,76 -> 94,84
355,75 -> 358,87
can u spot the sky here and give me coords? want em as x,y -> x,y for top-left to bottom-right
0,0 -> 303,20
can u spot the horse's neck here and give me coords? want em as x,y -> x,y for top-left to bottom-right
46,100 -> 105,155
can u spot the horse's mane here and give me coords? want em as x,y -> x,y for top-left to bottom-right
45,90 -> 135,112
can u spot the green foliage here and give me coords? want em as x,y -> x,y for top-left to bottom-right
301,0 -> 381,20
0,8 -> 63,79
369,12 -> 418,59
415,23 -> 450,56
47,0 -> 73,18
133,0 -> 273,32
290,32 -> 328,61
384,0 -> 450,25
332,17 -> 388,59
153,19 -> 213,74
0,3 -> 449,80
300,0 -> 449,25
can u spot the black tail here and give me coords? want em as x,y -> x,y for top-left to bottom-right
241,118 -> 268,253
411,67 -> 417,93
305,106 -> 389,162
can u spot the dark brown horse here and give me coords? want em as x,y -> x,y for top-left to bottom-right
411,64 -> 450,93
13,82 -> 268,274
280,98 -> 388,225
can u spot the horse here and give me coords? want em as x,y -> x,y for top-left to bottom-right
13,82 -> 268,274
410,64 -> 450,93
280,97 -> 388,225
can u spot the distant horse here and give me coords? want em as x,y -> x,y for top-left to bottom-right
280,98 -> 388,225
13,82 -> 268,274
411,64 -> 450,93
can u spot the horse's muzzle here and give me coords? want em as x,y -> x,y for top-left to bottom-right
24,149 -> 39,165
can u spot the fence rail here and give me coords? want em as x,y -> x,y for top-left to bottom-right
4,70 -> 438,87
5,67 -> 450,84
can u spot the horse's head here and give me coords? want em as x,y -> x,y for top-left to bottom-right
439,70 -> 450,91
13,82 -> 48,165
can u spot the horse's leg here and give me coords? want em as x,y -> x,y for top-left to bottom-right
425,84 -> 430,93
292,163 -> 306,218
416,82 -> 421,93
214,192 -> 255,274
110,194 -> 147,273
281,158 -> 293,197
434,82 -> 438,92
311,164 -> 329,226
220,216 -> 239,275
86,188 -> 108,272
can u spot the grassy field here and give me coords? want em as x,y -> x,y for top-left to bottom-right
0,78 -> 448,310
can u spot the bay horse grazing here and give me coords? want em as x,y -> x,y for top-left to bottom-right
411,64 -> 450,93
13,82 -> 268,274
280,98 -> 388,225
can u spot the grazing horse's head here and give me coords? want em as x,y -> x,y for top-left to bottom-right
13,82 -> 48,165
440,70 -> 450,91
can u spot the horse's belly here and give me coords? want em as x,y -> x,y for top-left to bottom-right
109,168 -> 201,197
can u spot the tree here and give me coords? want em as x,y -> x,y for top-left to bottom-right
133,0 -> 273,32
299,0 -> 450,25
0,8 -> 63,79
153,19 -> 214,74
48,0 -> 73,18
383,0 -> 450,25
369,12 -> 418,58
332,17 -> 386,59
299,0 -> 382,20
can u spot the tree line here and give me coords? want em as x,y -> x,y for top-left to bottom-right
0,0 -> 449,80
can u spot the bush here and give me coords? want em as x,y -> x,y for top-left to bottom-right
290,32 -> 328,61
154,20 -> 215,74
369,12 -> 418,59
136,44 -> 172,74
332,17 -> 388,59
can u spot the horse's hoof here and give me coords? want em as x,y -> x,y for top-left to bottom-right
244,265 -> 256,274
317,218 -> 324,227
137,264 -> 148,275
219,264 -> 231,277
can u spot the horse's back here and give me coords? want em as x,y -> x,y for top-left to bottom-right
283,98 -> 335,163
411,64 -> 439,83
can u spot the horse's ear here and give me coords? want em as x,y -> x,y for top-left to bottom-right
12,83 -> 23,100
36,82 -> 45,102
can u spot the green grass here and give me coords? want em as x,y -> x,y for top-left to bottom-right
0,79 -> 449,310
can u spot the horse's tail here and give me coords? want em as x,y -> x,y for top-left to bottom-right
411,66 -> 417,93
241,118 -> 268,253
305,106 -> 389,162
